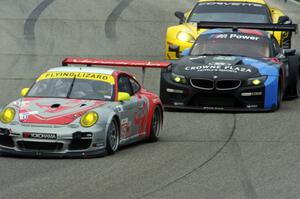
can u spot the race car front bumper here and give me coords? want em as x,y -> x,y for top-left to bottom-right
160,72 -> 278,111
0,123 -> 108,158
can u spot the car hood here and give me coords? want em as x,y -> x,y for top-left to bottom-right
172,55 -> 279,79
16,98 -> 106,125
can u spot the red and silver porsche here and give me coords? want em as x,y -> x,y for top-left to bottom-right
0,58 -> 170,157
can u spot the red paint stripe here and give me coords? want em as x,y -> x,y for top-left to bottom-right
62,57 -> 171,69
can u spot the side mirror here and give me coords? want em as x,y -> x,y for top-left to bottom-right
283,49 -> 296,56
20,88 -> 29,97
169,45 -> 180,53
175,11 -> 185,24
118,92 -> 131,102
278,16 -> 291,24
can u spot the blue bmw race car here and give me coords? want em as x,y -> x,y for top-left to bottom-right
160,22 -> 299,111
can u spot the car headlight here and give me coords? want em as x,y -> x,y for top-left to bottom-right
171,72 -> 187,84
247,76 -> 267,86
177,32 -> 195,43
0,107 -> 16,124
80,111 -> 99,127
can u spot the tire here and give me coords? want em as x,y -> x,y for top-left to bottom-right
148,106 -> 163,142
106,118 -> 120,154
285,54 -> 300,98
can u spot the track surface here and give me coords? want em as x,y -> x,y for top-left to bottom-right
0,0 -> 299,199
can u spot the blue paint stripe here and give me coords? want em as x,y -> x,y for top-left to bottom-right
241,57 -> 279,108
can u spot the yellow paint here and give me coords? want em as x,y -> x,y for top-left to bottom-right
20,88 -> 29,97
37,72 -> 115,84
165,0 -> 286,60
118,92 -> 131,102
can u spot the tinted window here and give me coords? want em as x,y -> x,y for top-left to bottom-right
190,33 -> 270,58
189,2 -> 271,23
129,78 -> 140,94
118,76 -> 133,95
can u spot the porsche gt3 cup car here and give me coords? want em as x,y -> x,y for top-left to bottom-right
166,0 -> 292,59
0,58 -> 169,157
160,23 -> 299,111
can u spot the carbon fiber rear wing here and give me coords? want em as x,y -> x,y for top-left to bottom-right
62,57 -> 171,84
197,21 -> 298,48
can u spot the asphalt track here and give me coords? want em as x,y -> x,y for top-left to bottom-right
0,0 -> 299,199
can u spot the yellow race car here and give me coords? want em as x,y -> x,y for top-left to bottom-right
166,0 -> 292,59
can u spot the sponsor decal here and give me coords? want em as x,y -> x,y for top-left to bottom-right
116,105 -> 124,112
246,104 -> 258,108
121,118 -> 131,138
19,111 -> 38,120
199,2 -> 263,7
210,34 -> 260,41
185,65 -> 252,73
203,107 -> 225,110
23,132 -> 57,140
213,56 -> 238,61
37,72 -> 115,84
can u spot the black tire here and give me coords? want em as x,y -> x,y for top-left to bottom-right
106,118 -> 120,154
148,106 -> 163,142
285,54 -> 300,98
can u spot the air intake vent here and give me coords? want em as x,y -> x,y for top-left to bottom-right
190,79 -> 214,90
216,80 -> 241,90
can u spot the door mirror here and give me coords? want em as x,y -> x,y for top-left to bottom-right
283,49 -> 296,56
20,88 -> 29,97
169,45 -> 180,52
175,11 -> 185,24
118,92 -> 131,102
278,16 -> 291,24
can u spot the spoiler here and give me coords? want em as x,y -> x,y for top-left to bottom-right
62,57 -> 171,84
197,21 -> 298,33
197,21 -> 298,48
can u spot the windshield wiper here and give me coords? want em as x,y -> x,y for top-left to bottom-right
66,76 -> 76,98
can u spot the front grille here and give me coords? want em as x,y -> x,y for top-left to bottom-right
189,93 -> 241,108
69,139 -> 92,150
190,79 -> 214,90
216,80 -> 241,90
0,134 -> 15,147
17,141 -> 63,151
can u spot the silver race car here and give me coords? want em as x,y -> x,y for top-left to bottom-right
0,57 -> 170,157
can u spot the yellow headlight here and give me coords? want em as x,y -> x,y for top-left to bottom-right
80,111 -> 99,127
177,32 -> 195,43
0,107 -> 16,124
174,76 -> 181,83
252,79 -> 261,86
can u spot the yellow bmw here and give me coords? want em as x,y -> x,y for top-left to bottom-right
166,0 -> 292,59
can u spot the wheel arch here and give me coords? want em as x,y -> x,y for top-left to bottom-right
145,98 -> 163,138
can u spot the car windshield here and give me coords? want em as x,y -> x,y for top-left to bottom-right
188,2 -> 271,23
27,72 -> 115,100
190,33 -> 270,58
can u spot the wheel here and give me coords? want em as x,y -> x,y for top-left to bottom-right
285,54 -> 300,98
106,118 -> 119,154
148,106 -> 163,142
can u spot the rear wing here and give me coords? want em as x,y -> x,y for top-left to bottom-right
197,21 -> 298,49
62,57 -> 171,84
